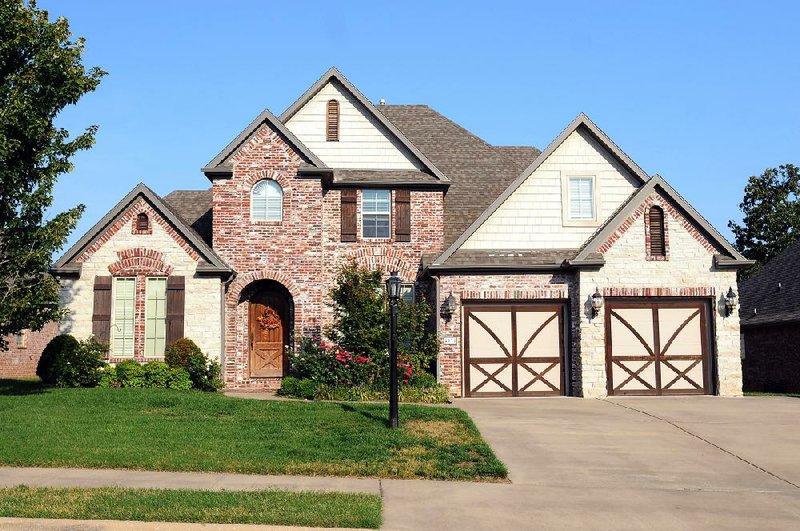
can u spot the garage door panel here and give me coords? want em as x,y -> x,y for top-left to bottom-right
465,304 -> 565,397
607,300 -> 710,396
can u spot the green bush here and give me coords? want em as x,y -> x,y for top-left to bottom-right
115,360 -> 145,388
165,338 -> 222,391
164,367 -> 192,390
36,335 -> 106,388
278,376 -> 316,399
97,366 -> 118,388
280,378 -> 449,404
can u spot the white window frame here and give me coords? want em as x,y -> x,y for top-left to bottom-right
251,180 -> 283,222
400,283 -> 415,304
144,277 -> 168,358
362,189 -> 391,239
562,174 -> 599,226
112,277 -> 136,357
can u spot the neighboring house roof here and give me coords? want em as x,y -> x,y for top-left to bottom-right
431,113 -> 648,266
377,104 -> 541,248
570,175 -> 752,267
740,239 -> 800,327
279,67 -> 449,183
329,169 -> 443,187
202,107 -> 327,178
163,189 -> 213,245
52,183 -> 231,277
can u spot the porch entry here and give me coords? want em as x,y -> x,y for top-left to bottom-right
464,302 -> 566,397
247,282 -> 292,378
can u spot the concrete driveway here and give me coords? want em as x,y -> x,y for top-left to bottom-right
381,396 -> 800,530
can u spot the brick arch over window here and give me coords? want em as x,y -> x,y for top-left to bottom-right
343,248 -> 418,281
108,248 -> 174,276
243,170 -> 292,189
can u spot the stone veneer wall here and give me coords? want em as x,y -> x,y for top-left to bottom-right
59,198 -> 222,361
212,124 -> 444,390
436,273 -> 577,397
578,192 -> 742,397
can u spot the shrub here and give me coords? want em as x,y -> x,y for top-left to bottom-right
97,366 -> 118,388
36,335 -> 106,388
291,337 -> 375,387
115,360 -> 145,388
165,367 -> 192,390
278,376 -> 316,400
165,338 -> 222,391
142,362 -> 172,388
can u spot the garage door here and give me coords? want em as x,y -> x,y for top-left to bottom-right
464,303 -> 565,397
606,300 -> 711,396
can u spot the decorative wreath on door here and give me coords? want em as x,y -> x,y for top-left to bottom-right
256,307 -> 281,330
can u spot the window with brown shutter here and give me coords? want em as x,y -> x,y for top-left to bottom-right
166,276 -> 185,348
395,189 -> 411,242
136,213 -> 149,232
648,206 -> 666,256
340,189 -> 357,242
92,276 -> 112,345
326,99 -> 339,142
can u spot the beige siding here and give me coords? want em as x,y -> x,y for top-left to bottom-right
285,80 -> 424,170
461,128 -> 640,249
577,196 -> 742,397
58,214 -> 223,361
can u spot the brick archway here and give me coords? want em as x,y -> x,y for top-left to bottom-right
342,248 -> 419,281
228,270 -> 301,307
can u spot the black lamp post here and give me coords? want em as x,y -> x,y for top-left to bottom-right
385,271 -> 402,429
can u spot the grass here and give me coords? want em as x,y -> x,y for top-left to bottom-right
0,379 -> 506,481
0,486 -> 381,528
744,391 -> 800,398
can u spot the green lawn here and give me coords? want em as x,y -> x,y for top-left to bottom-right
0,486 -> 381,528
744,391 -> 800,398
0,379 -> 505,481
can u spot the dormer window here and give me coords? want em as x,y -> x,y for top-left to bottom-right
136,213 -> 149,232
326,99 -> 340,142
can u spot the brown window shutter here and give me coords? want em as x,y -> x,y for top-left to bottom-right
395,189 -> 411,242
166,276 -> 185,347
649,206 -> 666,256
326,100 -> 340,142
341,189 -> 357,242
92,276 -> 112,344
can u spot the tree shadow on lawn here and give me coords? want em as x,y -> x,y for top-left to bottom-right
0,379 -> 47,396
337,402 -> 391,427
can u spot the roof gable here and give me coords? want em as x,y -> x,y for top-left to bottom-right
280,68 -> 448,181
52,183 -> 231,276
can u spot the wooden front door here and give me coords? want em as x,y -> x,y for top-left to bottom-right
605,299 -> 712,396
249,290 -> 289,378
464,303 -> 566,397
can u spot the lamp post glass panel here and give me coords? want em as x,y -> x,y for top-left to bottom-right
386,271 -> 402,429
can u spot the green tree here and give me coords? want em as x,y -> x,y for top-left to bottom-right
728,164 -> 800,279
0,0 -> 105,346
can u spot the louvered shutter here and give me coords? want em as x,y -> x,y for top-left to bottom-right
341,189 -> 357,242
649,207 -> 666,256
326,100 -> 339,142
395,189 -> 411,242
166,276 -> 185,347
92,276 -> 112,344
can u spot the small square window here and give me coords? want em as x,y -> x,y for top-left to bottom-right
568,176 -> 595,220
362,190 -> 391,238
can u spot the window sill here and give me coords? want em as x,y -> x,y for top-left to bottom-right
645,255 -> 669,261
562,219 -> 600,228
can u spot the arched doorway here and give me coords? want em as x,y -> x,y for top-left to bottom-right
243,280 -> 294,378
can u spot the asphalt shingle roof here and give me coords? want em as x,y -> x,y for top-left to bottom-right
163,189 -> 213,246
740,239 -> 800,327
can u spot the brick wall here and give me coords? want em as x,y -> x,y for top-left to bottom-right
0,322 -> 58,378
212,123 -> 444,390
742,324 -> 800,393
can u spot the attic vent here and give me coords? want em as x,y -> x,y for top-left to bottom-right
648,206 -> 666,256
136,212 -> 150,232
326,99 -> 340,142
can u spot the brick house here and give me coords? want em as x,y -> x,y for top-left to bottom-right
49,67 -> 753,396
739,240 -> 800,393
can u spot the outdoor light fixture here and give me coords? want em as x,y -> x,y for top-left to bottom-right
385,271 -> 401,429
724,287 -> 738,317
591,288 -> 604,318
440,292 -> 456,322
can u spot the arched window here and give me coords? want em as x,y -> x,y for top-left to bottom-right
648,206 -> 666,256
136,212 -> 150,232
326,99 -> 339,142
251,180 -> 283,221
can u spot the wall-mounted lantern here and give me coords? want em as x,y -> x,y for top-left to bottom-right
724,287 -> 738,317
591,288 -> 604,318
440,292 -> 456,322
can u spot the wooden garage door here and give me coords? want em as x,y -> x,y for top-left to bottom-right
464,303 -> 565,397
606,300 -> 711,396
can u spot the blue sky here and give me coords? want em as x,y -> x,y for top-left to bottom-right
44,0 -> 799,251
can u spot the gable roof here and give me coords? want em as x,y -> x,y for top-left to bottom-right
431,113 -> 649,266
163,189 -> 213,245
740,239 -> 800,327
570,175 -> 751,266
377,105 -> 541,247
202,107 -> 327,178
51,183 -> 232,277
279,67 -> 449,182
